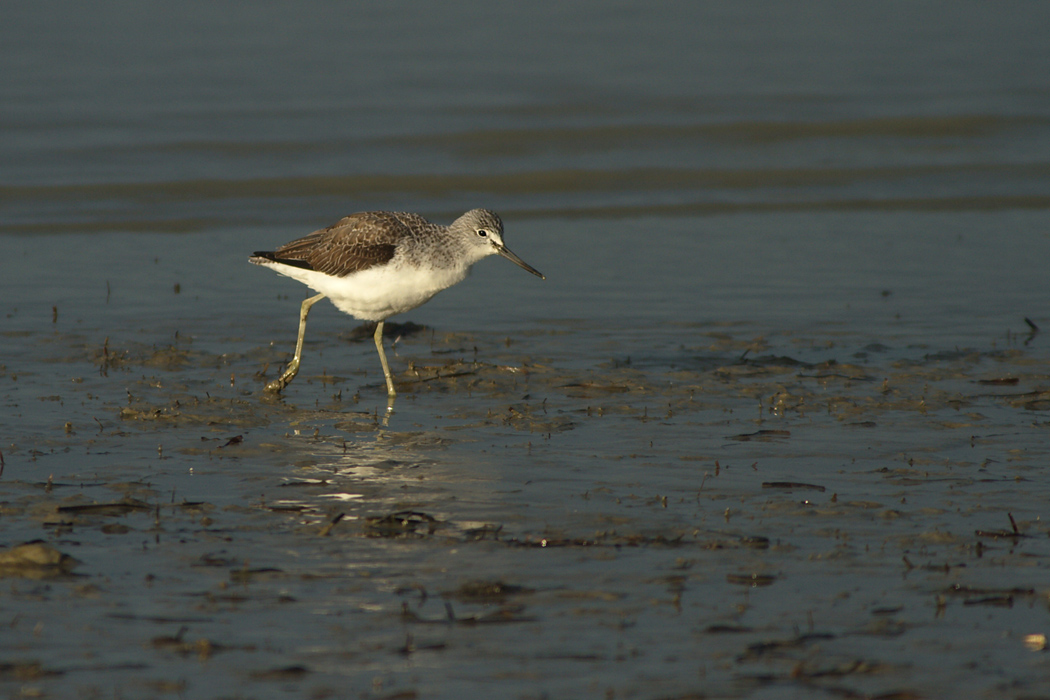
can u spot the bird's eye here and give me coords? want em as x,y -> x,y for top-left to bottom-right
477,229 -> 489,238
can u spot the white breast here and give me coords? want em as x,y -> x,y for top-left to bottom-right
261,260 -> 469,321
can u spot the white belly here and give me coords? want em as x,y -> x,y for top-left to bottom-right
262,261 -> 469,321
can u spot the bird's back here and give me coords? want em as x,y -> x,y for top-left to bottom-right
251,211 -> 434,277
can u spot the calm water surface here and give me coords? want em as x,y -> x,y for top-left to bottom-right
3,3 -> 1050,698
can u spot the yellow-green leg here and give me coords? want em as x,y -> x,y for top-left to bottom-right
374,320 -> 397,397
265,293 -> 325,393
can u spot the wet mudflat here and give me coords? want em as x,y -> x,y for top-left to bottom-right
2,227 -> 1049,698
5,3 -> 1050,697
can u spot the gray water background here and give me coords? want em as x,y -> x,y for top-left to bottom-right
3,2 -> 1050,698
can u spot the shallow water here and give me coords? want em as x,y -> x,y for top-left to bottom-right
4,3 -> 1050,699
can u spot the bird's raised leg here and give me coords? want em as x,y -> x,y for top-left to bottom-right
373,320 -> 397,398
265,293 -> 325,393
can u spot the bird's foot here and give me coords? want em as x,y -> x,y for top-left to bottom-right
264,378 -> 287,393
265,360 -> 300,393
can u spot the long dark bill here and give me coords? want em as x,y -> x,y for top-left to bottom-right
497,245 -> 545,280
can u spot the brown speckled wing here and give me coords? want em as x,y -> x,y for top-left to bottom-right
266,212 -> 405,277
